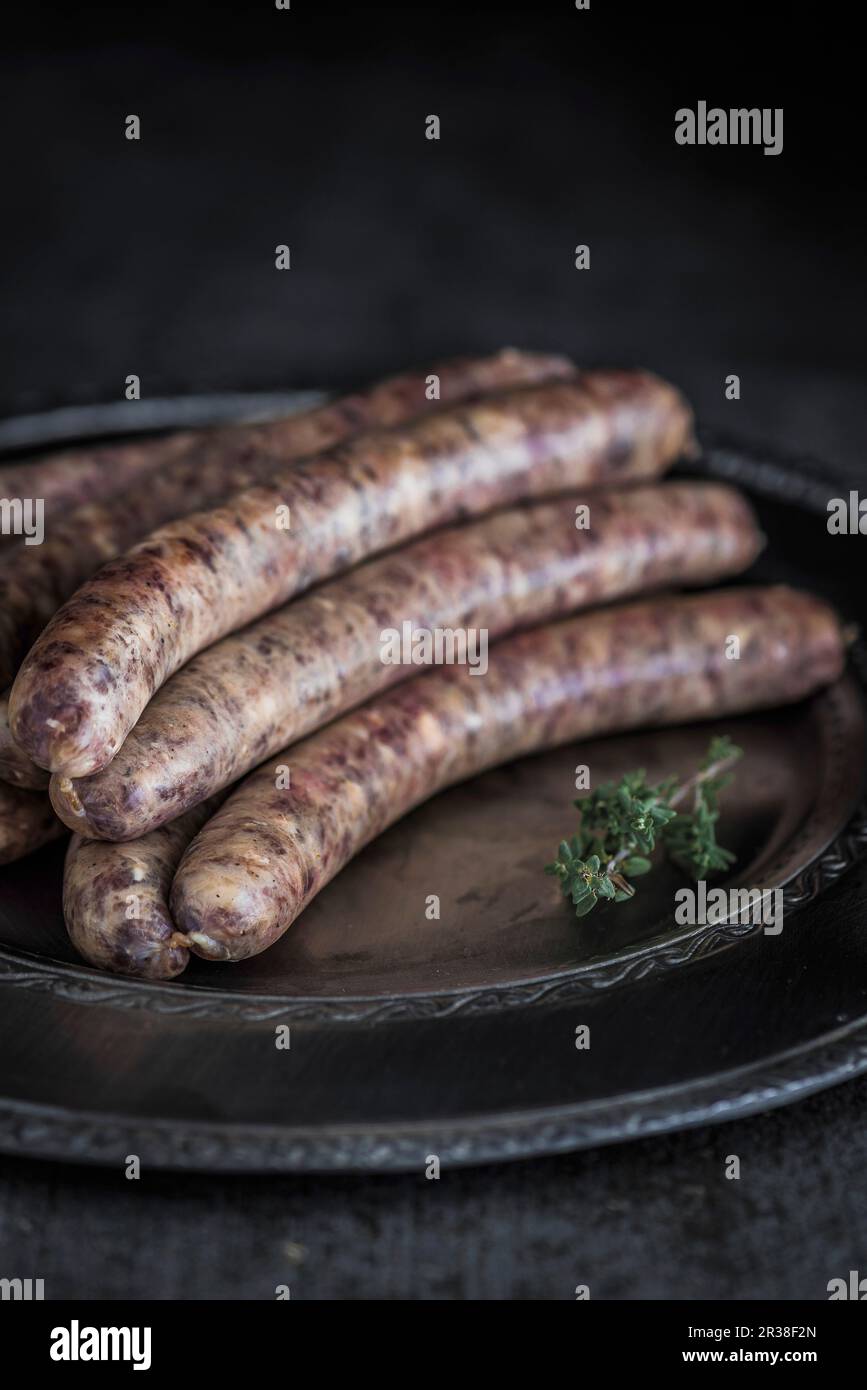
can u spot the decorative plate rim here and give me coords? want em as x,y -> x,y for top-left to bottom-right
1,1012 -> 867,1172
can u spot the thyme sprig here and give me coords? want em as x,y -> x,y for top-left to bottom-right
545,736 -> 743,920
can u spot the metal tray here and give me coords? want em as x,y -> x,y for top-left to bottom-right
1,395 -> 866,1172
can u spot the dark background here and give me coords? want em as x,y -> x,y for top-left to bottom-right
1,1 -> 865,1299
1,1 -> 863,468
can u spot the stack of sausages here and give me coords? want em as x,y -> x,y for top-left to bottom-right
0,350 -> 847,979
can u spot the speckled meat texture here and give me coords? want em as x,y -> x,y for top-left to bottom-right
253,346 -> 576,438
0,779 -> 65,865
63,796 -> 224,979
0,430 -> 197,554
0,348 -> 569,686
10,370 -> 695,778
169,585 -> 845,969
0,692 -> 48,788
50,481 -> 761,841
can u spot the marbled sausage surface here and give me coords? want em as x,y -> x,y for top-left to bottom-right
51,480 -> 760,840
10,369 -> 695,777
169,585 -> 845,968
63,797 -> 224,978
0,348 -> 570,685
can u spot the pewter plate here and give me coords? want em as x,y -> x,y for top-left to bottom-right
0,397 -> 865,1172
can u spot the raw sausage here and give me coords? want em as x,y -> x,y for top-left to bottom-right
0,348 -> 570,684
0,692 -> 48,788
50,479 -> 757,838
63,797 -> 224,979
169,585 -> 845,968
0,349 -> 569,785
50,480 -> 762,840
14,371 -> 694,779
0,429 -> 197,545
0,779 -> 65,865
10,370 -> 695,777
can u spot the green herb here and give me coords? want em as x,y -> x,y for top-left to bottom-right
545,735 -> 742,920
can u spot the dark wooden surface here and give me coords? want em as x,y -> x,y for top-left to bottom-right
6,1073 -> 867,1300
0,3 -> 864,1297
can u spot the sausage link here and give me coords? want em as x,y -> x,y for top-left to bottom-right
10,370 -> 695,777
273,347 -> 575,430
0,350 -> 569,787
0,779 -> 65,865
169,586 -> 844,968
0,429 -> 197,544
63,797 -> 224,979
0,349 -> 569,685
0,691 -> 49,788
51,480 -> 762,840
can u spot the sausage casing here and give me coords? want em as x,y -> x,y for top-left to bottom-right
0,348 -> 570,686
169,585 -> 845,968
63,797 -> 223,979
50,480 -> 762,840
0,691 -> 49,789
0,429 -> 197,545
11,370 -> 695,777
